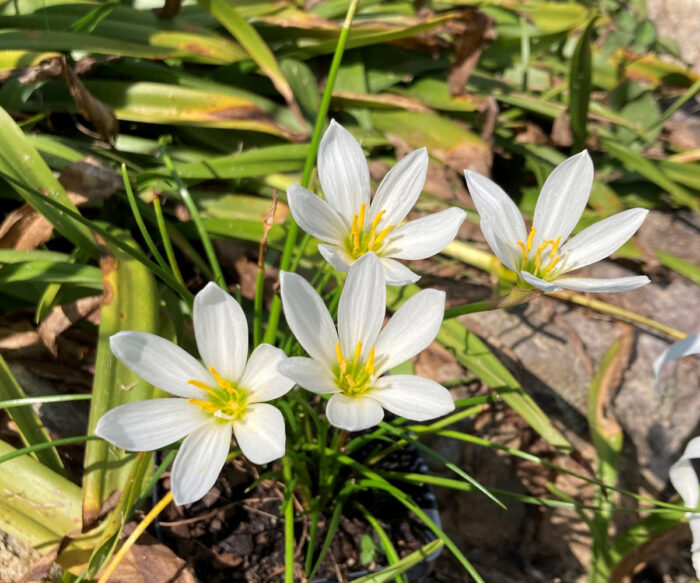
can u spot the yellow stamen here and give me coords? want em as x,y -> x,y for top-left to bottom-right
372,225 -> 393,248
187,398 -> 218,414
358,203 -> 366,231
372,209 -> 386,231
345,374 -> 356,387
209,365 -> 235,394
354,341 -> 363,361
364,346 -> 375,375
336,342 -> 347,374
534,240 -> 558,273
187,379 -> 212,392
351,214 -> 360,252
549,236 -> 561,259
516,240 -> 528,261
527,227 -> 536,251
544,255 -> 562,275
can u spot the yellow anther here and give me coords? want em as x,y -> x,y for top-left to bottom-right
549,236 -> 561,259
516,240 -> 528,261
527,227 -> 536,251
335,342 -> 347,375
187,379 -> 212,392
544,255 -> 562,275
187,398 -> 218,414
372,209 -> 386,231
351,214 -> 360,252
345,374 -> 356,387
364,346 -> 375,375
209,365 -> 235,394
534,240 -> 558,273
354,341 -> 363,361
372,225 -> 393,249
358,203 -> 366,231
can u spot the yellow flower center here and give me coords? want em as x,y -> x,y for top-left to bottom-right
515,226 -> 563,280
334,341 -> 376,398
187,365 -> 248,421
345,203 -> 395,260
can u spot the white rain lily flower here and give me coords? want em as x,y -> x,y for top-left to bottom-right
278,252 -> 455,431
670,436 -> 700,579
464,151 -> 650,293
287,120 -> 466,286
95,282 -> 294,505
653,333 -> 700,388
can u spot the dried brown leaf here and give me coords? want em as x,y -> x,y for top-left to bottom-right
447,11 -> 495,96
551,112 -> 574,148
38,295 -> 103,357
62,56 -> 118,143
0,203 -> 55,250
59,157 -> 122,204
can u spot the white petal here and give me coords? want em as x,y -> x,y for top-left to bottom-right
318,243 -> 353,273
520,271 -> 561,293
379,257 -> 420,286
110,331 -> 214,399
481,220 -> 521,271
171,420 -> 231,505
233,403 -> 285,464
531,151 -> 593,249
278,357 -> 339,394
384,207 -> 466,260
690,517 -> 700,578
318,120 -> 370,219
240,344 -> 295,403
464,169 -> 527,252
95,399 -> 209,451
559,208 -> 649,272
652,333 -> 700,382
554,276 -> 650,293
338,253 -> 385,360
280,271 -> 339,367
325,393 -> 384,431
374,289 -> 445,375
370,148 -> 428,226
194,282 -> 248,382
287,184 -> 348,242
670,436 -> 700,513
372,375 -> 454,421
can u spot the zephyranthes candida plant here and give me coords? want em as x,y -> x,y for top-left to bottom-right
465,151 -> 650,293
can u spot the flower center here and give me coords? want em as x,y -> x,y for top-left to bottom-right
345,203 -> 395,260
187,365 -> 248,421
515,226 -> 563,279
334,341 -> 376,398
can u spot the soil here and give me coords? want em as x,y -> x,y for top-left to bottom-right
157,454 -> 432,583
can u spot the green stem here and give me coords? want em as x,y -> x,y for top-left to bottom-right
263,0 -> 361,345
0,394 -> 91,408
152,195 -> 185,288
159,139 -> 225,288
283,455 -> 295,583
121,164 -> 170,274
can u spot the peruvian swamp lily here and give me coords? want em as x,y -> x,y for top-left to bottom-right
278,252 -> 455,431
287,120 -> 466,286
95,283 -> 294,505
465,151 -> 650,294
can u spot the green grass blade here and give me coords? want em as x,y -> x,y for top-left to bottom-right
569,17 -> 595,152
0,107 -> 96,255
351,539 -> 443,583
0,353 -> 64,474
81,234 -> 161,528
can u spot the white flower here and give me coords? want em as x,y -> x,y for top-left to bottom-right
95,283 -> 294,505
464,151 -> 650,293
670,436 -> 700,579
278,252 -> 455,431
287,120 -> 466,286
653,333 -> 700,387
